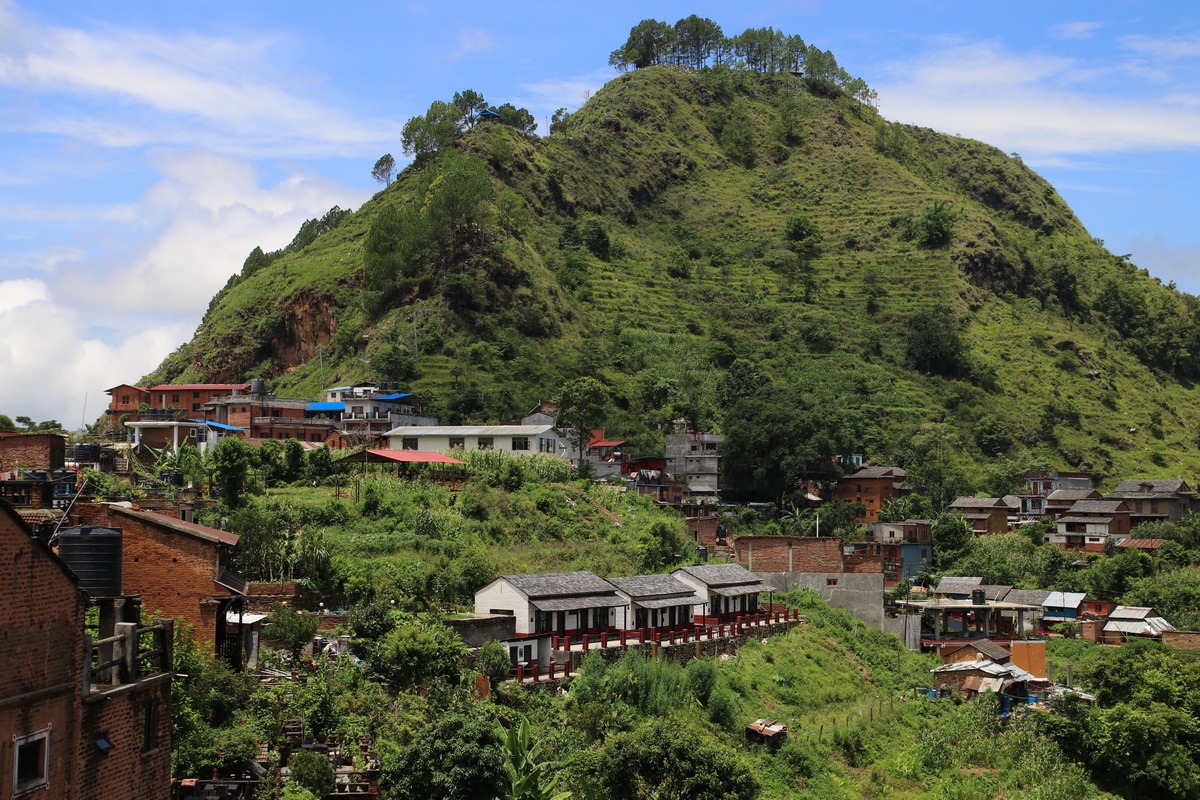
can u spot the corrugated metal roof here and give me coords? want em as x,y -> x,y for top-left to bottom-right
307,401 -> 345,412
1043,591 -> 1087,609
934,576 -> 983,595
1118,538 -> 1166,549
375,393 -> 413,401
386,425 -> 558,436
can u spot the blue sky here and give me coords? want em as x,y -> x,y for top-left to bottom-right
1,1 -> 1198,424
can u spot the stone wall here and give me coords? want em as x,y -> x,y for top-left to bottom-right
1163,630 -> 1200,651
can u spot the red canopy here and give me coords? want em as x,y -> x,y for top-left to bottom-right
338,449 -> 467,465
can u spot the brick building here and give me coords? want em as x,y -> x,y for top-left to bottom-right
0,499 -> 171,800
733,535 -> 882,575
947,496 -> 1010,535
835,466 -> 907,523
73,503 -> 246,662
0,432 -> 67,471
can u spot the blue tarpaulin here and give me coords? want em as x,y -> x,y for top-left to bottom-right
306,401 -> 345,412
375,393 -> 412,401
183,418 -> 246,431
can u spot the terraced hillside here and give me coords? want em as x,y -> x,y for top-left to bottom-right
149,65 -> 1200,486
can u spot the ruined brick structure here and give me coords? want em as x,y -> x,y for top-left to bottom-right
0,432 -> 66,471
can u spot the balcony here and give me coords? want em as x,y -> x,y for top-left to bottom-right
84,620 -> 172,698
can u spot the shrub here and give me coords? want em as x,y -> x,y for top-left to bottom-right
288,749 -> 335,798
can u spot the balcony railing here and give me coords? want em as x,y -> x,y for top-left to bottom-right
83,620 -> 172,696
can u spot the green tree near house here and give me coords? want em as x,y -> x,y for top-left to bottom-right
381,712 -> 507,800
556,376 -> 610,474
212,435 -> 256,507
266,604 -> 320,662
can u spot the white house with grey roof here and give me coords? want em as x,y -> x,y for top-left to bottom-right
474,571 -> 626,637
386,425 -> 570,458
671,563 -> 776,620
608,574 -> 701,631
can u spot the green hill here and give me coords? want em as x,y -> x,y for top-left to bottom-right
149,63 -> 1200,489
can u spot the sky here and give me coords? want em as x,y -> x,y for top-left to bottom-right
1,1 -> 1198,426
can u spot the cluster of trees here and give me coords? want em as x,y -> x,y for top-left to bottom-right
0,414 -> 63,432
401,90 -> 536,161
609,16 -> 876,103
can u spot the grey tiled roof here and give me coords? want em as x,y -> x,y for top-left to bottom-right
846,466 -> 906,479
1047,489 -> 1099,501
949,497 -> 1009,509
934,576 -> 983,595
980,585 -> 1013,601
608,574 -> 697,600
1113,479 -> 1192,495
674,563 -> 764,587
502,571 -> 617,598
1005,589 -> 1051,606
1068,500 -> 1127,514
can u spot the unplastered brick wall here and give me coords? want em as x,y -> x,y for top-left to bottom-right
734,536 -> 849,574
79,678 -> 171,800
0,433 -> 66,471
1,504 -> 84,797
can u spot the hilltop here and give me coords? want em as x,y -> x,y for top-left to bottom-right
147,62 -> 1200,487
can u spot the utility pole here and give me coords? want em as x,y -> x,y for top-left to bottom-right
410,308 -> 429,363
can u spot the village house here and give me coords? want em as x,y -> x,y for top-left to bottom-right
939,638 -> 1012,666
1046,498 -> 1133,551
930,658 -> 1048,704
1015,470 -> 1093,521
665,431 -> 724,499
835,466 -> 907,523
319,383 -> 438,446
203,392 -> 333,444
1,499 -> 172,800
865,520 -> 932,583
1102,606 -> 1176,643
1106,479 -> 1198,527
608,574 -> 700,632
1117,537 -> 1167,554
947,496 -> 1010,535
385,424 -> 570,459
672,563 -> 776,622
1044,487 -> 1102,517
71,503 -> 248,665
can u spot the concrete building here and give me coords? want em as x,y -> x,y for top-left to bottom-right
608,574 -> 700,631
665,431 -> 724,497
385,425 -> 569,459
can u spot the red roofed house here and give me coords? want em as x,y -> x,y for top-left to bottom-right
836,466 -> 908,523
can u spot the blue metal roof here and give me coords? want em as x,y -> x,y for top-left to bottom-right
183,418 -> 246,431
375,393 -> 412,401
307,401 -> 345,412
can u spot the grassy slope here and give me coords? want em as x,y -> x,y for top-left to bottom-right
151,65 -> 1200,486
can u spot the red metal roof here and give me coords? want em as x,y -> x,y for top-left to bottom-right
105,384 -> 148,393
1118,538 -> 1166,550
342,449 -> 467,465
147,384 -> 251,391
588,439 -> 625,448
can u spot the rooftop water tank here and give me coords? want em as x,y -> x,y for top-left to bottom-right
57,526 -> 122,598
250,378 -> 267,395
971,588 -> 986,605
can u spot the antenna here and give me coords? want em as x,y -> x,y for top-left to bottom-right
81,391 -> 88,430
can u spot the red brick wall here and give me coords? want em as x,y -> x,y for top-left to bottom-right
688,516 -> 719,546
0,433 -> 66,470
93,506 -> 226,643
78,677 -> 171,800
1,504 -> 84,798
836,477 -> 901,523
733,536 -> 847,573
844,552 -> 884,573
106,385 -> 148,416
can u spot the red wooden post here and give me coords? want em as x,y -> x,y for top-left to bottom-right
601,632 -> 608,648
516,663 -> 524,682
620,629 -> 627,646
563,635 -> 571,651
582,633 -> 589,651
530,659 -> 539,681
548,661 -> 556,680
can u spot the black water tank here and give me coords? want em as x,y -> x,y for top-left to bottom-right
971,588 -> 986,605
73,443 -> 101,462
57,526 -> 122,597
250,378 -> 267,395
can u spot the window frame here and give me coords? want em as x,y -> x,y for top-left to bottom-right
511,437 -> 530,452
13,727 -> 50,796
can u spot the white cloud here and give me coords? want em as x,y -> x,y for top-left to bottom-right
49,149 -> 372,320
0,277 -> 47,312
875,40 -> 1200,159
0,2 -> 399,158
1050,21 -> 1102,41
0,291 -> 191,424
449,27 -> 496,60
1121,33 -> 1200,60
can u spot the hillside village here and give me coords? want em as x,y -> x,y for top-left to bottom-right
8,11 -> 1200,800
4,375 -> 1200,799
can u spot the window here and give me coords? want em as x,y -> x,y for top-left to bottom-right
13,728 -> 49,795
401,437 -> 418,450
826,578 -> 838,587
141,700 -> 159,753
511,437 -> 529,451
171,394 -> 180,403
120,395 -> 130,405
192,403 -> 201,411
538,438 -> 555,453
192,391 -> 200,399
478,437 -> 494,450
488,608 -> 514,616
449,437 -> 465,449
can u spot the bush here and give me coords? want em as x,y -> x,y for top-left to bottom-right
288,749 -> 334,798
707,685 -> 739,729
685,658 -> 719,705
